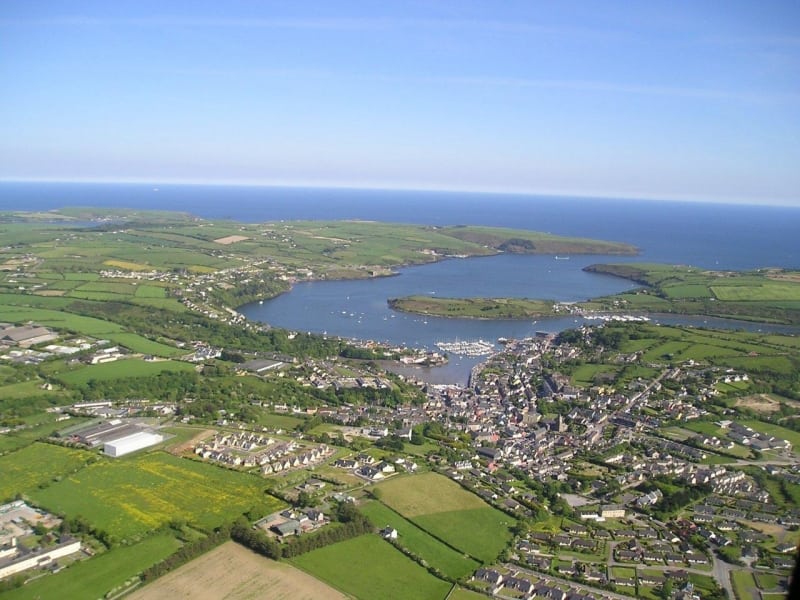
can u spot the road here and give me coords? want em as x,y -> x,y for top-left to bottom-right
711,554 -> 736,600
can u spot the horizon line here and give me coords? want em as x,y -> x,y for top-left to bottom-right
0,176 -> 798,209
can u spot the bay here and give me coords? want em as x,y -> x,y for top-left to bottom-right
2,182 -> 798,385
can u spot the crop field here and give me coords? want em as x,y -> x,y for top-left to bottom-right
360,500 -> 480,579
712,281 -> 800,302
130,541 -> 350,600
0,304 -> 123,336
135,284 -> 168,298
569,364 -> 620,387
103,259 -> 151,270
31,452 -> 284,540
376,473 -> 514,562
376,473 -> 488,516
3,533 -> 181,600
73,281 -> 140,294
56,358 -> 195,385
257,412 -> 305,430
0,442 -> 94,501
0,378 -> 67,400
411,508 -> 512,563
291,534 -> 452,600
663,284 -> 714,299
102,333 -> 185,357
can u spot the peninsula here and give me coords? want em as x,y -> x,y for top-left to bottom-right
388,263 -> 800,325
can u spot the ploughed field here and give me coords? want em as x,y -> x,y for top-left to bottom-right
130,541 -> 349,600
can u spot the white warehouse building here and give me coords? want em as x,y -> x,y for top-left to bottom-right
104,431 -> 164,457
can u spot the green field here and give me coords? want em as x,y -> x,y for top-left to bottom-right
712,281 -> 800,302
449,588 -> 490,600
376,473 -> 514,563
31,452 -> 284,540
0,442 -> 95,502
584,264 -> 800,324
731,570 -> 757,600
103,333 -> 185,357
360,500 -> 480,579
2,533 -> 181,600
389,296 -> 556,319
376,473 -> 489,516
56,358 -> 196,385
291,534 -> 452,600
0,305 -> 123,335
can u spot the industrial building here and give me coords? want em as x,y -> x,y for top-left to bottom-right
103,431 -> 164,457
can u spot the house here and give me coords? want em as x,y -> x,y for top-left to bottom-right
272,520 -> 301,538
356,465 -> 384,481
473,567 -> 503,586
600,505 -> 626,519
305,509 -> 325,523
504,576 -> 533,595
380,526 -> 398,540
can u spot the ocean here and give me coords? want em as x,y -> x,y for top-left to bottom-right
2,181 -> 798,384
1,181 -> 797,270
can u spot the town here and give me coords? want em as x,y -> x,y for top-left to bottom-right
3,316 -> 796,599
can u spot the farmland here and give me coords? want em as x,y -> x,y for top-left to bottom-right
0,442 -> 95,502
360,500 -> 480,579
584,263 -> 800,324
31,452 -> 284,540
376,473 -> 489,516
375,473 -> 514,563
55,358 -> 196,386
291,534 -> 452,600
129,541 -> 349,600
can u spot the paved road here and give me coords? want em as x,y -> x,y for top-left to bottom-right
711,555 -> 736,600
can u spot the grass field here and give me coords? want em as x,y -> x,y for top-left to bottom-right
731,570 -> 757,600
376,472 -> 514,563
3,533 -> 181,600
376,473 -> 488,516
31,452 -> 284,540
103,333 -> 185,356
56,358 -> 195,385
711,282 -> 800,302
449,588 -> 489,600
360,500 -> 480,579
0,442 -> 95,501
0,305 -> 123,335
129,541 -> 349,600
291,534 -> 452,600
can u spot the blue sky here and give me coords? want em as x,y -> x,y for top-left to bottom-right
1,1 -> 799,204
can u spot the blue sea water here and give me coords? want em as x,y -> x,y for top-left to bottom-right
2,181 -> 798,384
1,181 -> 798,270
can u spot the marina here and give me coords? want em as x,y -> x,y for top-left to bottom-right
435,339 -> 495,356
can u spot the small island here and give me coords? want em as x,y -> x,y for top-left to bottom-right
388,296 -> 557,319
